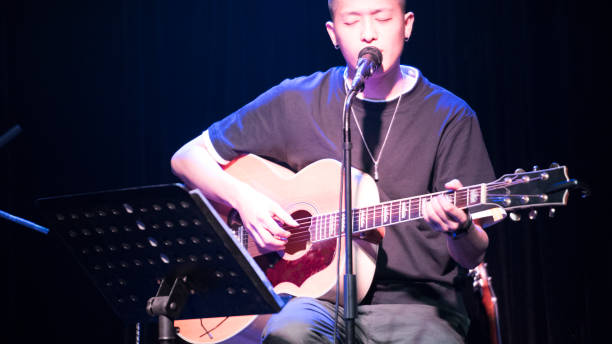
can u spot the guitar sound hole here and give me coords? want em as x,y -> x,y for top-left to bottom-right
284,210 -> 311,255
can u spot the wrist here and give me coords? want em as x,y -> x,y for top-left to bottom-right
222,178 -> 251,210
446,214 -> 473,240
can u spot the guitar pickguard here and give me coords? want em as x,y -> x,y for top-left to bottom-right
256,239 -> 337,288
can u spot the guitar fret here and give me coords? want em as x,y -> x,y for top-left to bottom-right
323,214 -> 328,239
394,201 -> 401,223
470,186 -> 481,206
323,215 -> 327,239
332,213 -> 337,237
382,204 -> 390,225
320,214 -> 326,240
310,218 -> 315,242
418,196 -> 425,218
460,189 -> 468,208
409,198 -> 418,219
358,208 -> 365,231
401,200 -> 409,221
373,205 -> 378,228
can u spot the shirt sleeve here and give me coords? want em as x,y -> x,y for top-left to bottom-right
432,105 -> 495,193
207,82 -> 292,164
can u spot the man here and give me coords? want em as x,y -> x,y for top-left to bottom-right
171,0 -> 494,342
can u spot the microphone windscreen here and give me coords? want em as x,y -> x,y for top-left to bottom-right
358,46 -> 383,67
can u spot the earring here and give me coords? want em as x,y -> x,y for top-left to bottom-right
334,45 -> 339,50
404,38 -> 409,42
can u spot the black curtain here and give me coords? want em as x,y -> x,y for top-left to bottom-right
1,1 -> 606,343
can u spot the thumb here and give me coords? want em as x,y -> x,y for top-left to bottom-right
444,179 -> 463,190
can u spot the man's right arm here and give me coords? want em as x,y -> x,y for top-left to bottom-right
170,132 -> 297,250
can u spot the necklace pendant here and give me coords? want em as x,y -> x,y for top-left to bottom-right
374,164 -> 379,181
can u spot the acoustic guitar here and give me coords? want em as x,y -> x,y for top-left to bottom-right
175,155 -> 576,343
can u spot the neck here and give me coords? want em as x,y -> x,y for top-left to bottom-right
346,64 -> 405,100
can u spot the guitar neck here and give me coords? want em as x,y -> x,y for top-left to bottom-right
309,183 -> 487,242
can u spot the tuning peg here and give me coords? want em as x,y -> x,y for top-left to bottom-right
515,168 -> 525,174
548,208 -> 556,218
509,212 -> 521,221
528,209 -> 538,220
533,165 -> 539,171
550,162 -> 560,168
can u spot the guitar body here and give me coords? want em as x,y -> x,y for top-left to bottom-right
175,315 -> 267,344
176,154 -> 383,343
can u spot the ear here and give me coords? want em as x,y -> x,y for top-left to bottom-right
325,21 -> 338,47
403,12 -> 415,41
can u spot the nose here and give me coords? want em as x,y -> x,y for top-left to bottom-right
361,18 -> 377,43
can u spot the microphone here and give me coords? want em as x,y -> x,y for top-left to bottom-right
349,46 -> 383,93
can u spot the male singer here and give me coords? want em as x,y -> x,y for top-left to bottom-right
172,0 -> 494,342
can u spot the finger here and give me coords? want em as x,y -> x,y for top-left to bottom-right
272,203 -> 299,227
256,224 -> 288,249
423,198 -> 446,232
430,196 -> 453,230
444,179 -> 463,190
246,224 -> 266,248
446,206 -> 468,227
264,216 -> 291,238
433,195 -> 467,229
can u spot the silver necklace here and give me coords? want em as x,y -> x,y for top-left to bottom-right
349,94 -> 402,181
343,68 -> 406,181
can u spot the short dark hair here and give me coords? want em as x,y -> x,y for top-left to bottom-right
327,0 -> 407,20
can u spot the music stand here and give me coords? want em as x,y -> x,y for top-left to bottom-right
37,184 -> 285,343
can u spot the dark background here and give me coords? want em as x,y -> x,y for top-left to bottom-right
0,1 -> 607,343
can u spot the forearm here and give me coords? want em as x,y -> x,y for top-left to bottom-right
446,222 -> 489,269
170,135 -> 244,208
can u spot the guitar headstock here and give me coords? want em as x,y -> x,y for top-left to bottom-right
469,262 -> 491,292
485,163 -> 579,214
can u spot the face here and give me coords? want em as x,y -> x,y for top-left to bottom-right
326,0 -> 414,77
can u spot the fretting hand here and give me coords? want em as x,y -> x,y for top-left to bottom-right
422,179 -> 470,235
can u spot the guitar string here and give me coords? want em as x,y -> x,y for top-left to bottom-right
290,177 -> 536,227
257,178 -> 532,229
267,183 -> 537,237
243,180 -> 538,244
239,177 -> 547,250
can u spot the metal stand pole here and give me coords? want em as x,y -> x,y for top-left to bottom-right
342,89 -> 359,344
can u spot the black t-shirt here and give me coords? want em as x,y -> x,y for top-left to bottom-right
208,66 -> 494,333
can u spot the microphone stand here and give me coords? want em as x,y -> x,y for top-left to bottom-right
342,88 -> 359,344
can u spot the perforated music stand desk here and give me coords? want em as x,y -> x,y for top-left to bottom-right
37,184 -> 285,341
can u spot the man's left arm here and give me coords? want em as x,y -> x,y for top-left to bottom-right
424,104 -> 495,269
422,179 -> 488,268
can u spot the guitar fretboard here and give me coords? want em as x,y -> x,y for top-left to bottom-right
309,184 -> 486,242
